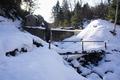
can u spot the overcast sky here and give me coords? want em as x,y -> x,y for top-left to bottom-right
34,0 -> 106,23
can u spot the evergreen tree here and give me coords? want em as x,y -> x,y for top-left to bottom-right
52,1 -> 61,26
24,0 -> 39,14
82,3 -> 93,19
108,0 -> 120,24
93,3 -> 108,19
62,0 -> 71,27
71,1 -> 82,28
0,0 -> 31,20
59,7 -> 64,26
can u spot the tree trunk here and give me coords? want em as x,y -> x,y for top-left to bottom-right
113,0 -> 119,33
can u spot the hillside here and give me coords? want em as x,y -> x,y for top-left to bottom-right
0,16 -> 87,80
57,19 -> 120,53
1,16 -> 120,80
55,19 -> 120,80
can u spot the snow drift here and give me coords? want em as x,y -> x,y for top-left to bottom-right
0,16 -> 87,80
57,19 -> 120,52
55,19 -> 120,80
76,19 -> 120,50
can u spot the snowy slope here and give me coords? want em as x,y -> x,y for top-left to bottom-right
76,19 -> 120,50
55,19 -> 120,80
0,16 -> 33,56
0,16 -> 87,80
0,16 -> 61,56
0,47 -> 87,80
57,19 -> 120,52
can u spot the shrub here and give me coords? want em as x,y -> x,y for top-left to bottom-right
78,50 -> 105,66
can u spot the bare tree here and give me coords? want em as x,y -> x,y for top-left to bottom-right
113,0 -> 119,33
110,0 -> 119,35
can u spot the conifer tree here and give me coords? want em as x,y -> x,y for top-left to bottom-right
62,0 -> 71,27
52,1 -> 61,26
71,1 -> 82,28
108,0 -> 120,24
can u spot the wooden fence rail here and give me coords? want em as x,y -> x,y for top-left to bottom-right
49,40 -> 107,52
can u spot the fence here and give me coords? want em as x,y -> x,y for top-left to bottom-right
49,40 -> 107,53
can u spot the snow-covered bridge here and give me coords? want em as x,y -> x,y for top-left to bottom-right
23,26 -> 82,41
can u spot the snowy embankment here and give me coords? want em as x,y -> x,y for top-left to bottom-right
0,48 -> 86,80
76,19 -> 120,50
56,19 -> 120,53
0,16 -> 87,80
55,19 -> 120,80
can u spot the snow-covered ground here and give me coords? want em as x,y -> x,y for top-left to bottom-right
1,16 -> 120,80
56,19 -> 120,53
0,47 -> 87,80
55,19 -> 120,80
0,16 -> 87,80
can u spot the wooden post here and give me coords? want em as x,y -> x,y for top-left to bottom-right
49,40 -> 51,49
81,41 -> 84,52
105,42 -> 107,50
49,28 -> 52,49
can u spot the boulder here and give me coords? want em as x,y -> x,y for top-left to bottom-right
25,14 -> 44,26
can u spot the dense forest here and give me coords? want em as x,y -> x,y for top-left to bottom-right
0,0 -> 36,20
0,0 -> 119,28
52,0 -> 120,28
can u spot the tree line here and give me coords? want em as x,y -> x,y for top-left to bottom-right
0,0 -> 37,20
52,0 -> 120,28
0,0 -> 119,28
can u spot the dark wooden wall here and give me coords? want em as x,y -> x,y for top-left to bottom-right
24,27 -> 74,41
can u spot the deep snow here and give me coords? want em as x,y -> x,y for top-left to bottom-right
0,47 -> 87,80
55,19 -> 120,80
56,19 -> 120,53
1,16 -> 120,80
0,16 -> 87,80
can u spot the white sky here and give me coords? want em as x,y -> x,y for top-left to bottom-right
34,0 -> 61,23
34,0 -> 106,23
